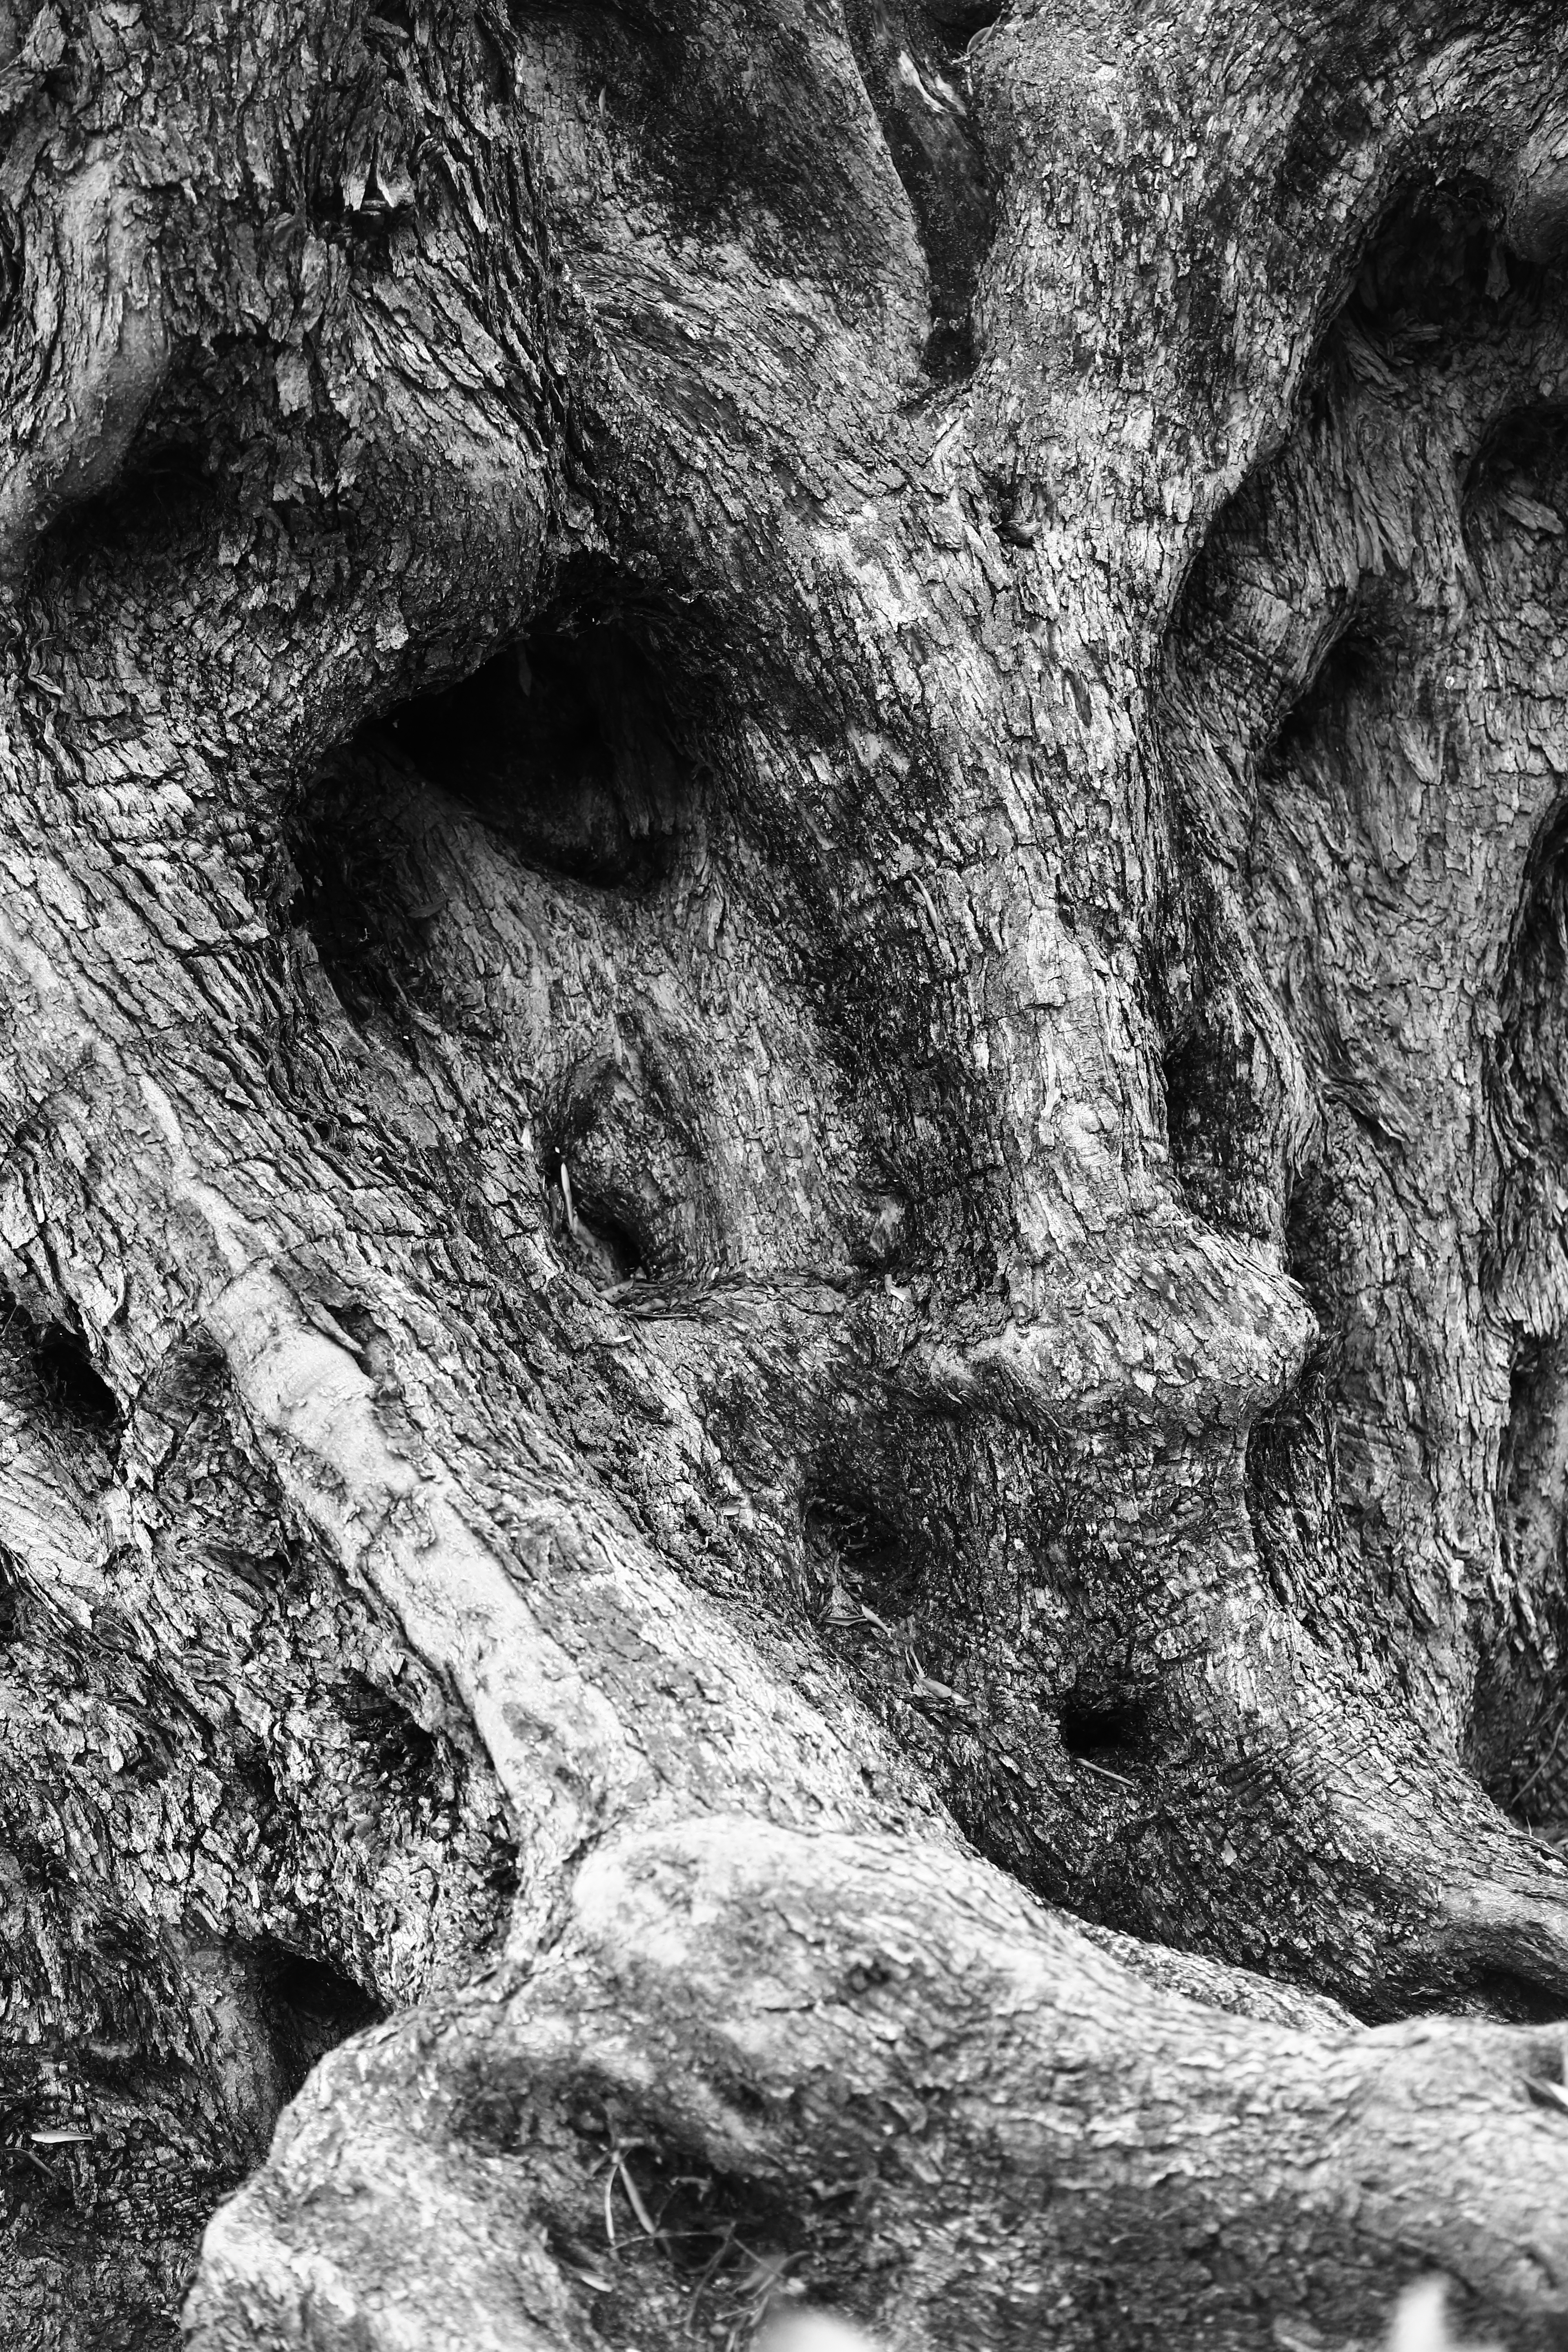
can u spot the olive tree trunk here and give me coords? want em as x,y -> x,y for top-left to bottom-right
4,0 -> 1568,2346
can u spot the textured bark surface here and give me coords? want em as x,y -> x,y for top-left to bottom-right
4,0 -> 1568,2346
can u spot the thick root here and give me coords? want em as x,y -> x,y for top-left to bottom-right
187,1817 -> 1568,2352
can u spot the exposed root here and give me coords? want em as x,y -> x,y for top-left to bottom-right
185,1817 -> 1568,2352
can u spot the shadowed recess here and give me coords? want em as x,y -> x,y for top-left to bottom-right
0,1289 -> 121,1433
540,1129 -> 647,1287
1472,1331 -> 1568,1830
252,1944 -> 386,2105
843,0 -> 994,375
336,1671 -> 443,1804
388,617 -> 688,887
1473,806 -> 1568,1832
804,1487 -> 924,1625
450,2071 -> 863,2348
287,608 -> 696,1019
1341,176 -> 1548,350
1161,1022 -> 1274,1240
1461,401 -> 1568,570
1056,1685 -> 1152,1775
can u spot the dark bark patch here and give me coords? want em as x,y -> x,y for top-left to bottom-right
542,1134 -> 647,1287
1245,1176 -> 1351,1633
287,757 -> 429,1023
1273,42 -> 1378,209
608,2149 -> 800,2287
307,22 -> 426,245
1432,1966 -> 1568,2030
229,1723 -> 281,1824
923,0 -> 1002,37
485,1843 -> 521,1916
457,2074 -> 842,2335
1474,804 -> 1568,1824
509,0 -> 914,322
1245,1356 -> 1344,1637
1267,608 -> 1397,780
1276,1165 -> 1350,1332
0,196 -> 20,328
290,595 -> 706,1027
25,1320 -> 119,1430
552,2108 -> 823,2344
541,1026 -> 726,1285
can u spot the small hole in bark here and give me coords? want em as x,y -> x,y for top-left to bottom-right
387,617 -> 687,888
485,1841 -> 521,1918
230,1726 -> 279,1821
1056,1690 -> 1149,1768
541,1037 -> 719,1287
564,1200 -> 644,1287
507,2087 -> 824,2315
31,1326 -> 120,1428
253,1944 -> 385,2102
557,2125 -> 811,2322
631,2152 -> 800,2278
1461,402 -> 1568,568
922,316 -> 976,379
291,598 -> 707,1017
1267,611 -> 1395,777
925,0 -> 1003,46
1278,1165 -> 1346,1325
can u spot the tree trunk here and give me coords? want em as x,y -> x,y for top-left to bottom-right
4,0 -> 1568,2345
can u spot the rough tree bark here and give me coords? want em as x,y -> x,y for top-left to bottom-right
4,0 -> 1568,2345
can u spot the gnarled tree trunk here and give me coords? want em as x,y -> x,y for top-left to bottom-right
4,1 -> 1568,2345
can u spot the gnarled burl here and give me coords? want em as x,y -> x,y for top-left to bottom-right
3,1 -> 1568,2346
